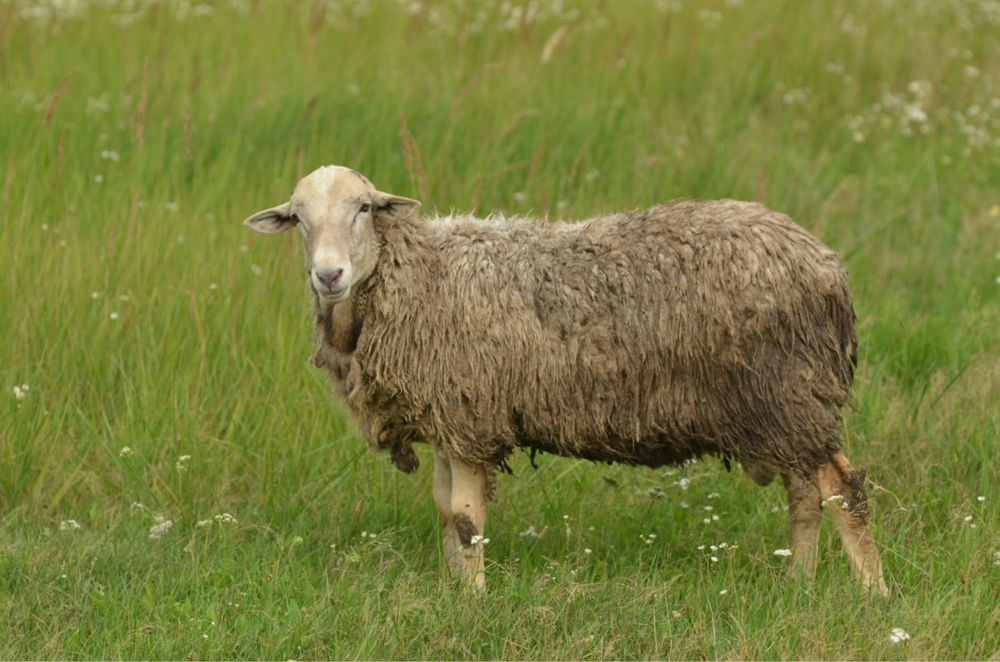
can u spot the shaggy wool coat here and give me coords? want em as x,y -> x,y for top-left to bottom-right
311,200 -> 856,481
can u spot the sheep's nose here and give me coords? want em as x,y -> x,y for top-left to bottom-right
315,268 -> 344,289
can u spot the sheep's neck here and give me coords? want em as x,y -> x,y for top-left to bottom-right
316,295 -> 361,355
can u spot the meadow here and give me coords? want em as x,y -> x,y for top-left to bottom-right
1,0 -> 998,658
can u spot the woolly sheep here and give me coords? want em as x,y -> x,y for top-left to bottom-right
244,165 -> 888,596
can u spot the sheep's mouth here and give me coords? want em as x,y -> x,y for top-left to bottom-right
319,286 -> 350,303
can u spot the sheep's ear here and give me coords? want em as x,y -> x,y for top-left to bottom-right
243,202 -> 295,234
373,190 -> 421,220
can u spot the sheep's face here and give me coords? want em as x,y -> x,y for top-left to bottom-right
243,165 -> 420,303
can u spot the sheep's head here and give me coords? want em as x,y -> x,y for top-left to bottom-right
243,165 -> 420,303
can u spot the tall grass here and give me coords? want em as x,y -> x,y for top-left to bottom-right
1,0 -> 998,658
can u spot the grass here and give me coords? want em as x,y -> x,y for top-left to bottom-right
1,0 -> 998,658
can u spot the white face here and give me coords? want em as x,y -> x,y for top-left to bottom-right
243,165 -> 420,303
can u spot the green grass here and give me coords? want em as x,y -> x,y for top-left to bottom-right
1,0 -> 999,658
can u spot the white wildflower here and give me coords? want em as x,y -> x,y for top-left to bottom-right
214,512 -> 237,524
583,548 -> 592,554
519,525 -> 539,538
110,312 -> 119,320
94,174 -> 104,184
91,291 -> 100,299
469,534 -> 490,546
59,519 -> 82,531
707,492 -> 720,499
196,519 -> 212,528
148,518 -> 173,540
719,589 -> 728,595
774,548 -> 793,557
671,610 -> 682,618
710,556 -> 718,562
890,627 -> 911,644
977,495 -> 985,502
100,150 -> 120,161
251,264 -> 262,276
675,477 -> 691,490
119,446 -> 132,457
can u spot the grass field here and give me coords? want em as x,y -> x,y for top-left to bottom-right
1,0 -> 999,658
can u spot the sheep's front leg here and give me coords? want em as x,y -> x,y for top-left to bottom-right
448,456 -> 489,593
432,445 -> 461,577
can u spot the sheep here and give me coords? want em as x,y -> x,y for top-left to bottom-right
243,164 -> 889,596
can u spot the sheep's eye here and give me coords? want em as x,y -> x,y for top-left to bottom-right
359,203 -> 371,213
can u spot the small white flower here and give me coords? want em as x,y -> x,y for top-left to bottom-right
519,525 -> 539,538
697,544 -> 706,550
703,505 -> 713,512
119,446 -> 132,457
707,492 -> 720,499
109,312 -> 119,320
703,518 -> 712,524
94,174 -> 104,184
773,548 -> 793,557
100,149 -> 120,161
583,548 -> 592,554
964,515 -> 973,522
710,556 -> 718,563
977,496 -> 985,502
251,264 -> 263,276
148,518 -> 173,539
59,519 -> 82,531
890,627 -> 911,644
196,519 -> 212,528
719,589 -> 728,595
513,191 -> 527,202
671,610 -> 682,618
214,512 -> 237,524
209,283 -> 218,291
469,534 -> 490,546
13,386 -> 26,401
711,514 -> 719,521
710,545 -> 718,552
993,550 -> 1000,567
91,291 -> 100,299
675,477 -> 690,490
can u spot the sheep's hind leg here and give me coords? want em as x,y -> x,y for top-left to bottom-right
781,471 -> 822,581
432,446 -> 461,579
448,456 -> 489,594
816,452 -> 889,597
